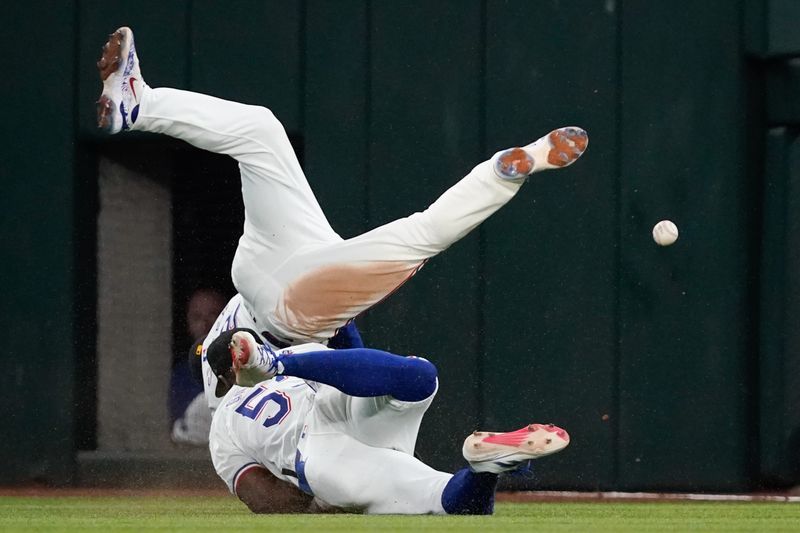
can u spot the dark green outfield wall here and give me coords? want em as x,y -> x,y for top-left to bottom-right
2,0 -> 799,490
1,2 -> 77,484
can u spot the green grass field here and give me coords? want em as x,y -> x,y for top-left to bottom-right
2,495 -> 800,532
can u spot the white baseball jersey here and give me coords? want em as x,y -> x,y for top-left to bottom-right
208,348 -> 452,514
209,374 -> 316,494
200,293 -> 258,411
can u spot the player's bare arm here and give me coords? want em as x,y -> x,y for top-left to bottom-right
236,467 -> 316,514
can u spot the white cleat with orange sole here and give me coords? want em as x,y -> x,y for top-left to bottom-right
494,127 -> 589,181
229,330 -> 281,386
463,423 -> 570,474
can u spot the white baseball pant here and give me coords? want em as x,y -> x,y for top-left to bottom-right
133,87 -> 523,344
296,382 -> 452,514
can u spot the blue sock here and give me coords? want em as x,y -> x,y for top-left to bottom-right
441,468 -> 498,515
277,348 -> 437,402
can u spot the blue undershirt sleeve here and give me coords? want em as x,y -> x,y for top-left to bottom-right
327,320 -> 365,349
277,348 -> 437,402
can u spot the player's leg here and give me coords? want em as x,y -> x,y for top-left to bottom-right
95,27 -> 339,264
258,128 -> 588,343
135,89 -> 338,245
218,333 -> 570,514
230,329 -> 436,396
299,431 -> 529,515
296,431 -> 453,514
289,350 -> 438,453
297,423 -> 571,515
300,354 -> 567,463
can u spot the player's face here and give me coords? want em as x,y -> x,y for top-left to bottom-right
187,292 -> 225,339
215,368 -> 236,397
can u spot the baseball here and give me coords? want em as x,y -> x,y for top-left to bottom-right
652,220 -> 679,246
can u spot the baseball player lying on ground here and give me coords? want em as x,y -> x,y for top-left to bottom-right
204,327 -> 570,514
95,27 -> 589,410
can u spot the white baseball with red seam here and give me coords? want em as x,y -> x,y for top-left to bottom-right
652,220 -> 679,246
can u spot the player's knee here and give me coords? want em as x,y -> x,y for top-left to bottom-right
251,106 -> 286,140
253,106 -> 279,126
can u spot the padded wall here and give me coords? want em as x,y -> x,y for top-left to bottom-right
0,1 -> 78,483
7,0 -> 799,490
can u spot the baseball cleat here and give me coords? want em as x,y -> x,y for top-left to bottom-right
229,330 -> 280,386
96,27 -> 145,134
463,423 -> 570,474
494,127 -> 588,180
494,148 -> 534,180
